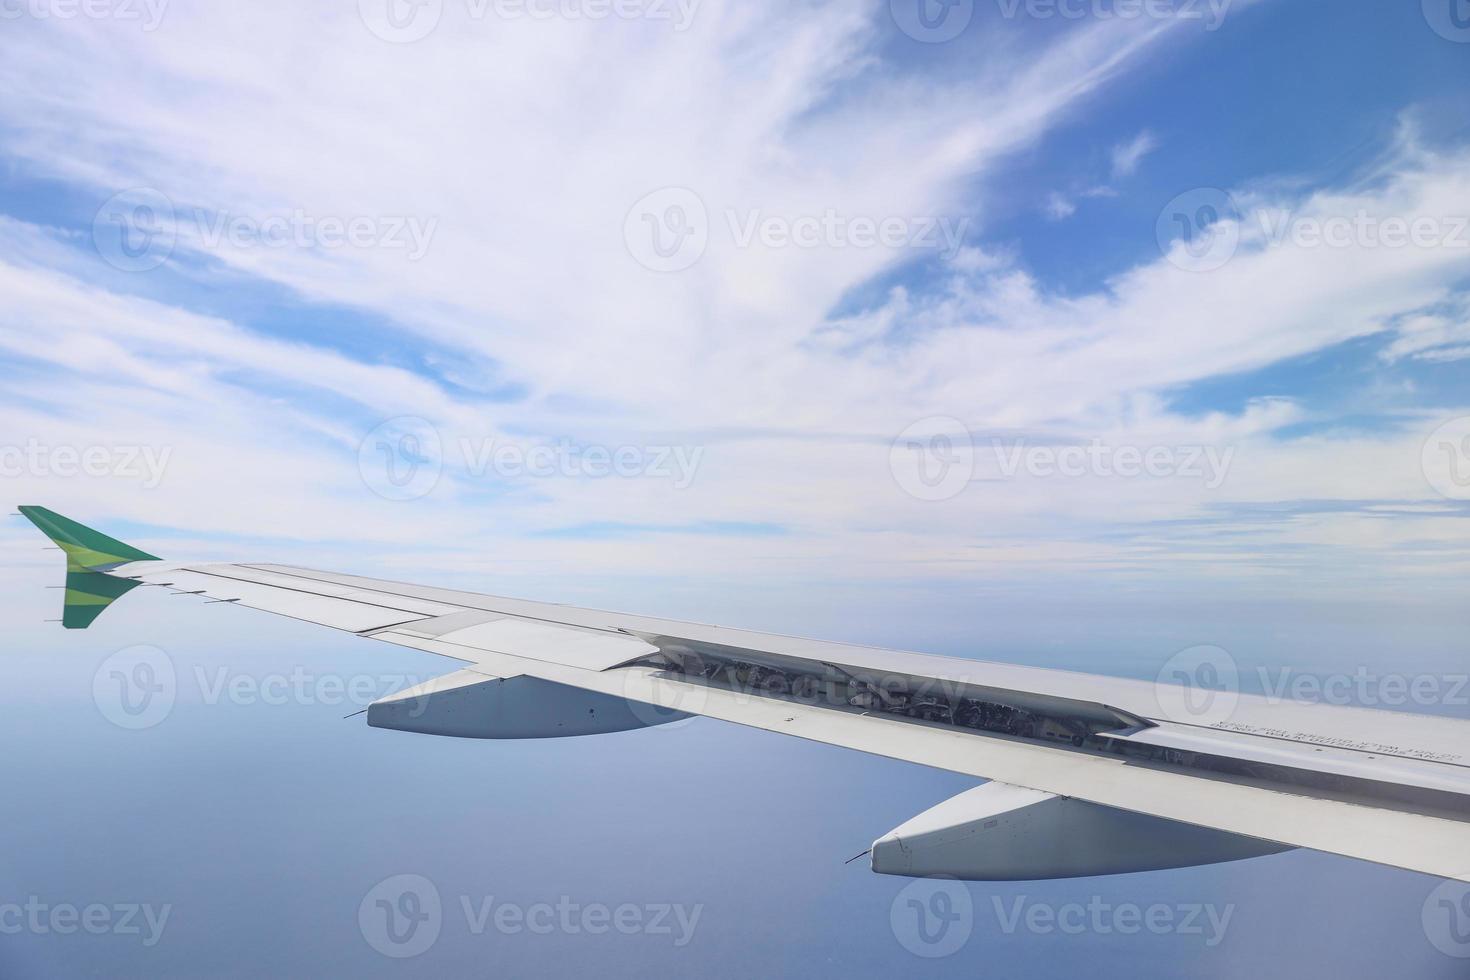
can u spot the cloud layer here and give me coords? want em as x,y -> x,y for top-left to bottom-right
0,0 -> 1466,611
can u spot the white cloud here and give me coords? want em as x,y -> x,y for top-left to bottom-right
0,2 -> 1467,604
1110,129 -> 1159,178
1381,311 -> 1470,363
1043,192 -> 1077,220
0,3 -> 1199,422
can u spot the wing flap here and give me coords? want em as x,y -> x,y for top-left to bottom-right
427,617 -> 659,670
372,628 -> 1470,883
222,565 -> 1470,769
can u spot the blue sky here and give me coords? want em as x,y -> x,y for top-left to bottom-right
0,0 -> 1466,598
1,0 -> 1469,976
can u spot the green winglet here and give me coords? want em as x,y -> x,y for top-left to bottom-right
19,506 -> 161,629
60,569 -> 143,629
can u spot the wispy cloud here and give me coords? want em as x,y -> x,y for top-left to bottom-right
1,1 -> 1467,603
1043,192 -> 1077,221
1110,129 -> 1160,178
534,521 -> 787,540
1381,310 -> 1470,363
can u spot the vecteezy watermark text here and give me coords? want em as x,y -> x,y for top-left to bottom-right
358,874 -> 702,958
358,0 -> 701,43
191,665 -> 432,711
358,416 -> 705,501
93,188 -> 438,272
624,188 -> 969,273
994,0 -> 1230,29
0,0 -> 169,30
991,895 -> 1233,946
1256,667 -> 1469,709
1158,188 -> 1470,272
459,438 -> 703,486
1154,644 -> 1470,737
0,440 -> 171,488
91,645 -> 435,730
888,877 -> 1233,958
0,897 -> 171,947
992,438 -> 1234,488
887,416 -> 1236,501
889,0 -> 1231,44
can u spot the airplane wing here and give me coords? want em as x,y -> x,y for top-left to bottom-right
20,506 -> 1470,883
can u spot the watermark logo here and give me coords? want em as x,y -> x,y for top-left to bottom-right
93,188 -> 177,273
890,0 -> 974,42
1154,645 -> 1239,726
359,416 -> 444,502
0,0 -> 170,30
358,0 -> 443,42
1423,416 -> 1470,501
624,187 -> 709,273
1157,187 -> 1241,273
1423,876 -> 1470,958
889,416 -> 975,501
1423,0 -> 1470,42
890,877 -> 973,958
93,645 -> 176,731
360,874 -> 442,958
621,656 -> 707,731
